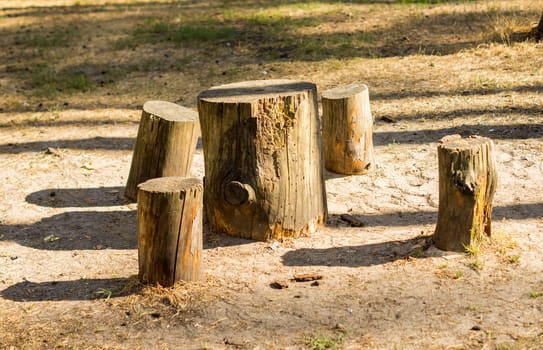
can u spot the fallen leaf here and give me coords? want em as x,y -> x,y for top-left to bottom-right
44,234 -> 60,242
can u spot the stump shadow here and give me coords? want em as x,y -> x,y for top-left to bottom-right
494,203 -> 543,221
1,277 -> 139,302
327,203 -> 543,228
202,217 -> 257,249
26,186 -> 125,208
282,236 -> 436,267
373,122 -> 543,146
0,137 -> 134,154
201,202 -> 543,249
328,211 -> 437,228
1,210 -> 137,250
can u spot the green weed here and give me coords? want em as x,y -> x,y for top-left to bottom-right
65,73 -> 95,91
30,63 -> 96,97
508,254 -> 521,264
395,0 -> 469,4
496,343 -> 513,350
410,249 -> 422,258
306,331 -> 345,350
467,303 -> 479,312
173,25 -> 235,43
95,287 -> 122,300
436,262 -> 448,269
43,234 -> 60,242
130,19 -> 236,46
468,259 -> 483,271
529,291 -> 542,298
24,31 -> 72,48
463,240 -> 481,256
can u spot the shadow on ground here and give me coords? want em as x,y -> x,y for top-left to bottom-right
0,277 -> 138,302
328,203 -> 543,228
372,83 -> 543,101
0,137 -> 134,154
26,186 -> 125,208
1,210 -> 137,250
282,235 -> 435,267
374,122 -> 543,145
6,177 -> 540,252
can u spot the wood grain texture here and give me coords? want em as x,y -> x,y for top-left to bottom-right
434,135 -> 497,251
125,101 -> 200,201
322,83 -> 375,175
137,177 -> 203,286
198,80 -> 327,241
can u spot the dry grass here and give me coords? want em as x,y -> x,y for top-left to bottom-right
0,0 -> 541,112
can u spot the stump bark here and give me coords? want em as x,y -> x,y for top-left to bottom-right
434,135 -> 498,251
197,79 -> 327,241
125,101 -> 200,202
137,177 -> 203,286
536,14 -> 543,40
321,83 -> 375,174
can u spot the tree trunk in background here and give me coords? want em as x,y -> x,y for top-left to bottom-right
198,80 -> 327,241
434,135 -> 497,252
125,101 -> 199,202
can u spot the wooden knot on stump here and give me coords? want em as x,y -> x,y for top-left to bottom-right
321,83 -> 375,175
124,101 -> 200,202
433,135 -> 498,252
224,181 -> 255,206
137,177 -> 203,286
197,79 -> 328,241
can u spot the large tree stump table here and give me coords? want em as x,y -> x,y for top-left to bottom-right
434,135 -> 498,251
125,101 -> 200,202
137,177 -> 203,286
321,83 -> 375,175
197,79 -> 328,241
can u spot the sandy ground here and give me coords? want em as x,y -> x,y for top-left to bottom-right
0,0 -> 542,348
0,103 -> 542,349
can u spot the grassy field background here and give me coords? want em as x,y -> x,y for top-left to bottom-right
1,0 -> 540,111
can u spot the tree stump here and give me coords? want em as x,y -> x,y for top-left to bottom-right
137,177 -> 203,286
197,79 -> 327,241
535,14 -> 543,40
434,135 -> 498,251
125,101 -> 200,202
321,83 -> 375,174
